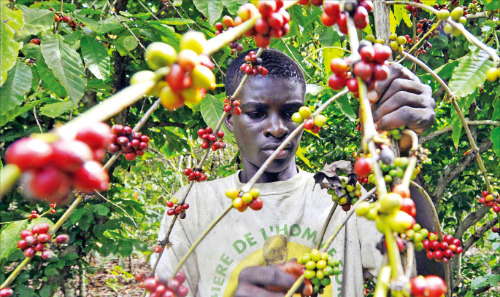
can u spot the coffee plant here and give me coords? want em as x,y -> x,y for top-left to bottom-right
0,0 -> 499,296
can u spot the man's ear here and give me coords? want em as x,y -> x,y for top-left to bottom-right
225,112 -> 234,133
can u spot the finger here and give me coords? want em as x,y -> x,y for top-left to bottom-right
238,266 -> 297,289
373,92 -> 432,122
374,79 -> 430,107
373,64 -> 419,102
234,282 -> 287,297
375,106 -> 435,132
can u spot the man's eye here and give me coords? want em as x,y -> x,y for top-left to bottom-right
247,111 -> 265,119
284,111 -> 295,120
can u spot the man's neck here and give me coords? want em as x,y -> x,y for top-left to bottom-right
239,162 -> 298,183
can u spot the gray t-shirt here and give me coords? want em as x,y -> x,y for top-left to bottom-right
152,169 -> 382,297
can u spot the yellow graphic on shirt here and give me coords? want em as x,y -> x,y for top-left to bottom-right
223,235 -> 333,296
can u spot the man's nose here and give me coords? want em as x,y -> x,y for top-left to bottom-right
263,114 -> 289,139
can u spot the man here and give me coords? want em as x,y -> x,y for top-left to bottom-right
153,49 -> 436,296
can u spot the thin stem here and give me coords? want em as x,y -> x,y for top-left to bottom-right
450,98 -> 493,194
241,90 -> 348,192
132,99 -> 161,133
420,120 -> 499,144
383,223 -> 404,281
106,0 -> 147,51
284,275 -> 305,297
384,1 -> 499,64
138,0 -> 160,21
410,181 -> 443,240
0,258 -> 31,289
316,203 -> 338,249
401,51 -> 454,97
171,205 -> 232,278
373,265 -> 391,297
321,188 -> 376,252
95,191 -> 138,228
405,21 -> 440,57
401,130 -> 418,188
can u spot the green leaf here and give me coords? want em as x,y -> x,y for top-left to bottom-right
0,60 -> 33,116
0,97 -> 51,127
484,0 -> 500,10
471,275 -> 489,289
491,126 -> 500,159
200,94 -> 233,142
40,100 -> 75,118
193,0 -> 223,25
41,34 -> 86,104
222,0 -> 248,15
0,220 -> 28,260
157,18 -> 195,25
93,204 -> 110,216
0,3 -> 23,86
22,43 -> 67,98
451,116 -> 462,149
80,35 -> 110,80
336,95 -> 356,121
70,208 -> 86,224
449,50 -> 495,97
27,217 -> 54,230
393,5 -> 412,29
15,5 -> 54,39
489,274 -> 500,287
118,240 -> 133,256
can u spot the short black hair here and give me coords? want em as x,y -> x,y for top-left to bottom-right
225,48 -> 306,96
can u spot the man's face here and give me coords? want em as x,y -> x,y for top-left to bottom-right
226,77 -> 305,173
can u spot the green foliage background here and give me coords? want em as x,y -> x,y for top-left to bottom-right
0,0 -> 499,295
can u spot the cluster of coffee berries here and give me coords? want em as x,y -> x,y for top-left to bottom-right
478,191 -> 500,213
372,156 -> 410,184
405,0 -> 423,17
364,34 -> 386,45
410,275 -> 447,297
240,51 -> 269,76
486,67 -> 500,82
29,38 -> 41,45
139,272 -> 188,297
136,32 -> 215,110
442,7 -> 467,37
183,168 -> 207,182
387,125 -> 405,140
298,249 -> 341,295
404,223 -> 429,251
197,127 -> 226,151
225,187 -> 263,212
416,19 -> 439,37
28,210 -> 39,220
166,197 -> 189,219
292,106 -> 327,134
467,1 -> 481,14
356,186 -> 416,234
423,233 -> 463,263
223,97 -> 242,115
215,16 -> 244,55
237,1 -> 290,48
6,123 -> 112,203
17,223 -> 69,259
0,288 -> 13,297
53,14 -> 82,31
415,41 -> 433,55
328,180 -> 362,211
321,0 -> 374,34
329,43 -> 392,94
108,124 -> 149,160
50,203 -> 56,214
389,34 -> 413,52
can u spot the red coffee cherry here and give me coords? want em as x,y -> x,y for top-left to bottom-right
72,161 -> 109,193
76,122 -> 113,150
354,157 -> 373,177
56,234 -> 69,244
51,140 -> 93,173
28,167 -> 72,203
6,138 -> 53,171
0,288 -> 13,297
24,247 -> 36,257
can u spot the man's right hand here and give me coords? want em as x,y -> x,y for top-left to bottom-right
234,266 -> 297,297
